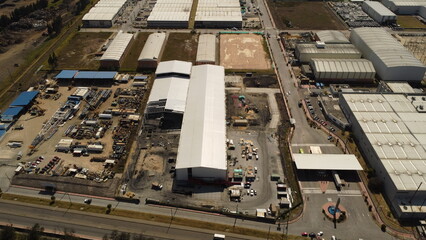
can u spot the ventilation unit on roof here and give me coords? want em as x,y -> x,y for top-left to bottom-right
373,119 -> 377,123
388,142 -> 393,146
407,171 -> 412,176
392,119 -> 397,123
377,142 -> 382,146
397,142 -> 402,146
381,119 -> 386,123
410,142 -> 415,147
351,99 -> 355,103
394,170 -> 399,175
367,99 -> 372,103
418,171 -> 423,176
360,99 -> 364,103
378,100 -> 383,103
363,119 -> 367,123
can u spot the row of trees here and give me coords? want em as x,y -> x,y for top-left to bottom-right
0,0 -> 48,29
0,224 -> 156,240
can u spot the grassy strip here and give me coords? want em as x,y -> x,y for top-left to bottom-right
188,0 -> 198,29
120,32 -> 150,72
397,16 -> 425,29
1,193 -> 306,240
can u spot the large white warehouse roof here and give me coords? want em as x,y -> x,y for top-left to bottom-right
147,0 -> 192,22
297,43 -> 361,55
363,1 -> 397,16
148,77 -> 189,113
293,154 -> 363,170
350,28 -> 425,81
83,0 -> 127,21
138,33 -> 166,61
155,60 -> 192,76
101,32 -> 133,61
196,34 -> 216,63
195,0 -> 243,22
341,93 -> 426,191
176,65 -> 226,170
315,31 -> 350,44
311,58 -> 376,80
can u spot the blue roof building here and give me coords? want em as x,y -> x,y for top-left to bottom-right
74,71 -> 117,80
1,107 -> 24,122
55,70 -> 79,79
10,91 -> 39,107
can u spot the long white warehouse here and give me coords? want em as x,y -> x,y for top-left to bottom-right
381,0 -> 426,14
350,28 -> 425,82
362,1 -> 397,24
100,31 -> 133,69
315,31 -> 350,44
176,65 -> 227,182
310,58 -> 376,82
195,0 -> 243,28
340,93 -> 426,219
196,34 -> 216,65
138,33 -> 167,69
147,0 -> 192,28
82,0 -> 128,28
295,43 -> 362,63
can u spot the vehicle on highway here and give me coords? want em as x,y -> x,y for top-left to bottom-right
317,231 -> 323,236
309,232 -> 316,238
213,233 -> 225,239
299,148 -> 304,154
84,198 -> 92,204
301,232 -> 308,237
328,136 -> 333,140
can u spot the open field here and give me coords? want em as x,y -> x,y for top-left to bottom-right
220,34 -> 271,70
397,15 -> 426,29
267,1 -> 346,30
56,32 -> 113,70
161,33 -> 198,63
120,32 -> 150,72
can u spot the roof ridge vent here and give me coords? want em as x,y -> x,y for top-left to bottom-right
397,142 -> 402,146
392,119 -> 397,123
418,171 -> 423,176
373,119 -> 377,123
360,99 -> 364,103
377,141 -> 382,146
367,99 -> 372,103
394,170 -> 399,175
406,171 -> 412,176
378,100 -> 383,103
388,142 -> 392,146
351,99 -> 355,103
381,119 -> 386,123
410,142 -> 415,147
363,119 -> 368,123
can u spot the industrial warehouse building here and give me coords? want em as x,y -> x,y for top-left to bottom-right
362,1 -> 397,24
421,6 -> 426,18
195,0 -> 242,28
310,58 -> 376,83
295,43 -> 361,63
340,93 -> 426,219
147,0 -> 192,28
381,0 -> 426,14
100,32 -> 134,69
145,61 -> 192,128
314,31 -> 350,44
82,0 -> 128,27
350,28 -> 425,82
138,33 -> 167,69
176,65 -> 226,182
196,34 -> 217,65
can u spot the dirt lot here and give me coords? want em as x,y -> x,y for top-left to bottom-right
397,16 -> 426,29
267,1 -> 346,30
161,33 -> 198,63
220,34 -> 271,70
120,32 -> 150,71
56,32 -> 113,70
399,35 -> 426,65
0,0 -> 39,15
226,92 -> 270,128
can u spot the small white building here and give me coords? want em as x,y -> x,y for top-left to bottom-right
362,1 -> 397,24
55,139 -> 73,152
155,60 -> 192,78
310,58 -> 376,82
196,34 -> 217,65
138,33 -> 167,69
176,65 -> 227,181
295,43 -> 362,63
82,0 -> 128,28
100,31 -> 134,69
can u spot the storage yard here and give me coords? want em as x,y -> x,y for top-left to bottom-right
220,34 -> 271,70
330,2 -> 380,28
267,1 -> 346,30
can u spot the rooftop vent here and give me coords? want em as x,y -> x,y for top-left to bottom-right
394,170 -> 400,175
360,99 -> 364,103
410,142 -> 415,147
373,119 -> 377,123
378,100 -> 383,103
367,99 -> 372,103
397,142 -> 402,146
407,171 -> 412,176
377,141 -> 382,146
418,171 -> 423,176
392,119 -> 397,123
388,142 -> 393,146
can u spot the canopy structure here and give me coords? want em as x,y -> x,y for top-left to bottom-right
293,154 -> 363,170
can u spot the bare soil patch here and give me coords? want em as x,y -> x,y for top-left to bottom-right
161,33 -> 198,63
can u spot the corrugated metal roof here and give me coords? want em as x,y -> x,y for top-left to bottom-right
315,31 -> 350,44
10,91 -> 39,107
386,82 -> 416,93
293,154 -> 363,170
297,43 -> 361,55
147,0 -> 192,22
55,70 -> 78,79
138,33 -> 166,61
176,65 -> 226,170
155,60 -> 192,76
101,32 -> 133,61
1,107 -> 24,117
350,28 -> 425,68
362,1 -> 396,16
311,58 -> 375,75
196,0 -> 242,22
148,77 -> 189,113
196,34 -> 216,63
74,71 -> 117,79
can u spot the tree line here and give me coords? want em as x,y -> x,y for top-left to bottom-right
0,0 -> 48,29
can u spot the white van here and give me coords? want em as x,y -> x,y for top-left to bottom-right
213,233 -> 225,239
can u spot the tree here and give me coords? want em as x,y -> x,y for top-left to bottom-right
63,229 -> 80,240
52,15 -> 63,35
0,225 -> 16,240
28,223 -> 44,240
48,52 -> 58,70
368,177 -> 384,193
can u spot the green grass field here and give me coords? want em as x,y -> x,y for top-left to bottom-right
397,16 -> 426,29
161,33 -> 198,63
120,32 -> 151,72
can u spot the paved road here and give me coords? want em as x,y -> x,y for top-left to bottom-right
0,200 -> 262,240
